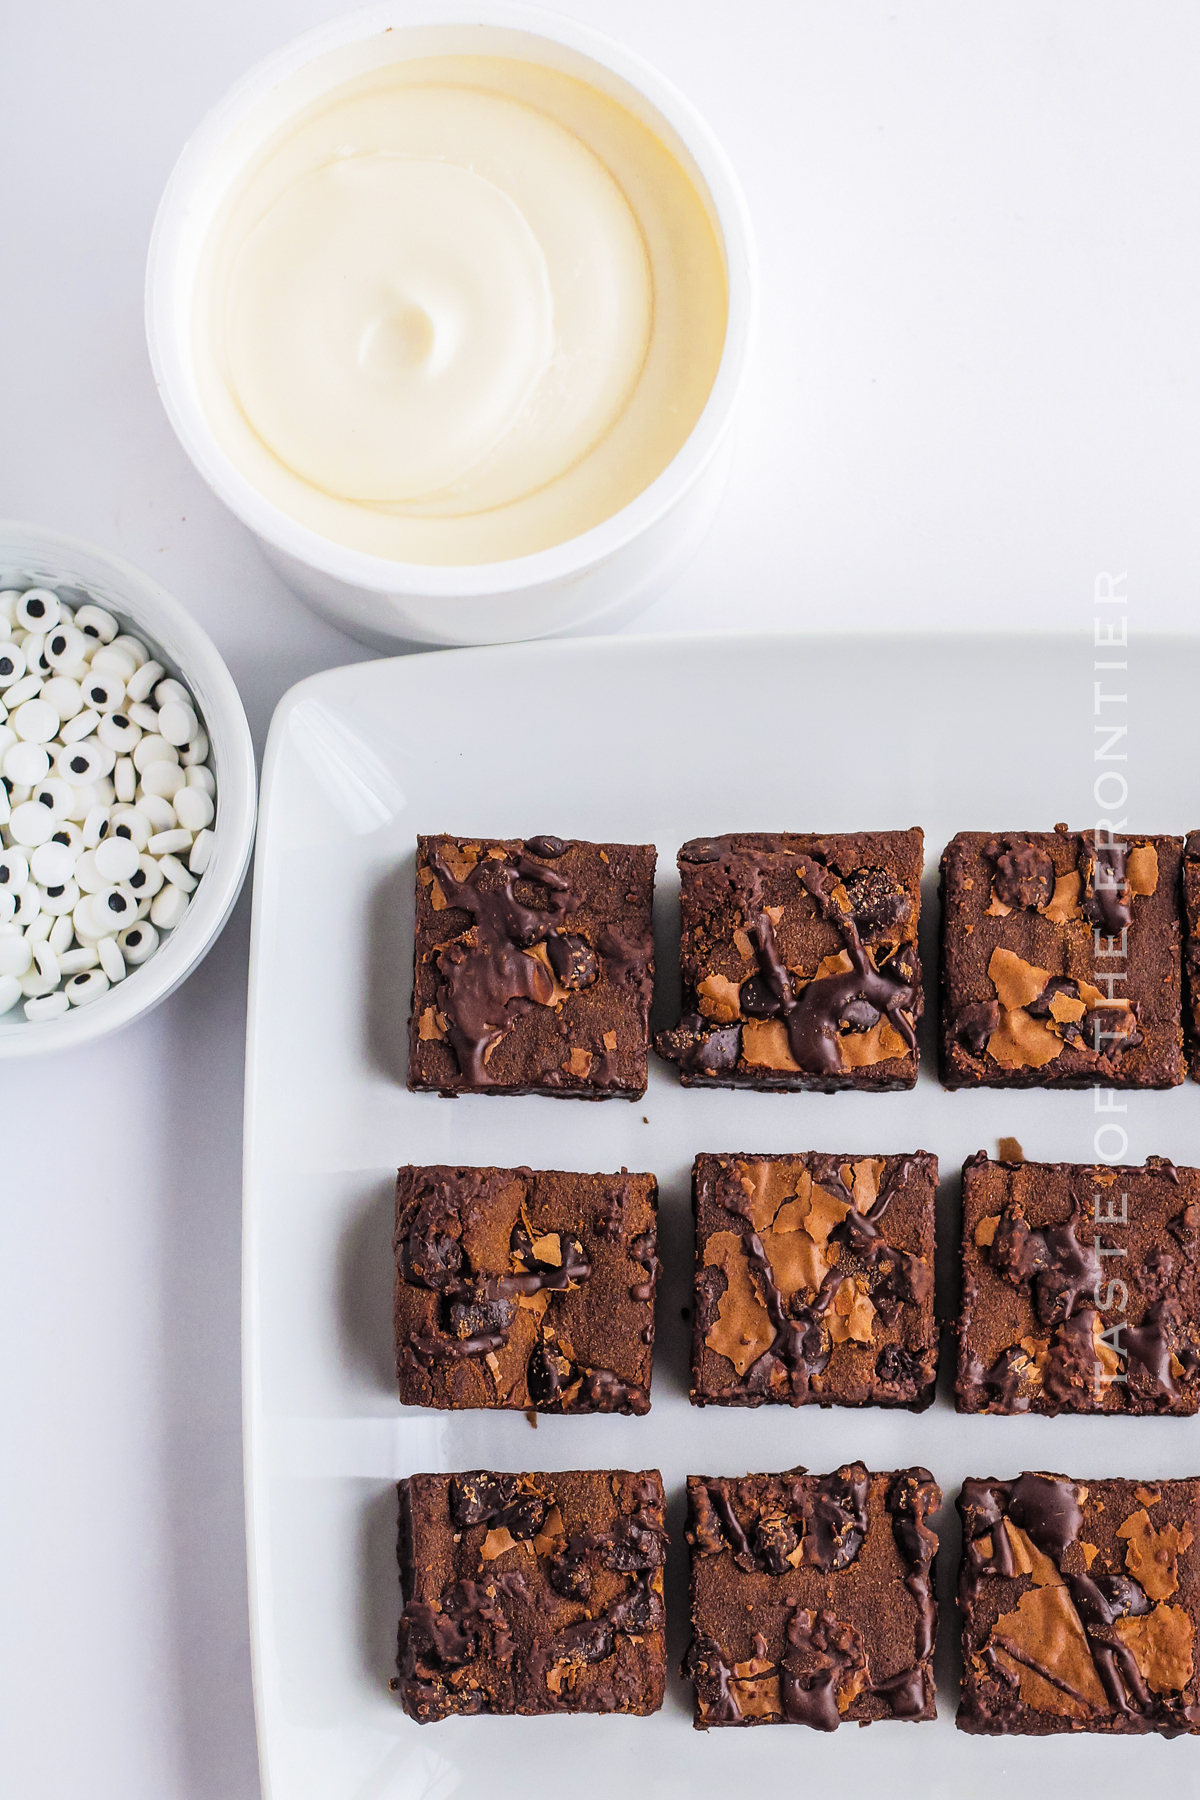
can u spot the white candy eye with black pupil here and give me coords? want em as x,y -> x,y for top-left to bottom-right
98,713 -> 137,747
55,736 -> 113,786
66,968 -> 110,1005
82,672 -> 125,714
17,589 -> 59,630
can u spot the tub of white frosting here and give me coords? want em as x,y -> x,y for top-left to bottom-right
147,3 -> 757,647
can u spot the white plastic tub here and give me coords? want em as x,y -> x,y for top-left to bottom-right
146,2 -> 757,650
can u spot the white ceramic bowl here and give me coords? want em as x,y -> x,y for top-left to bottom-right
0,523 -> 256,1056
146,2 -> 758,651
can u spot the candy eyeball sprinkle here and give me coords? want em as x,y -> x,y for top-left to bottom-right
0,586 -> 219,1025
15,589 -> 61,632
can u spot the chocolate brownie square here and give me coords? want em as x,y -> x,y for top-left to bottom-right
684,1463 -> 940,1728
408,835 -> 655,1097
690,1152 -> 937,1408
395,1469 -> 667,1720
958,1471 -> 1200,1735
939,826 -> 1183,1088
1183,831 -> 1200,1079
394,1164 -> 659,1414
956,1153 -> 1200,1415
655,831 -> 924,1090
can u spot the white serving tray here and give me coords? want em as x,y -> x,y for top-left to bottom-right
244,631 -> 1200,1800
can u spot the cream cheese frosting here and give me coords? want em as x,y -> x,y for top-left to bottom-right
192,50 -> 728,564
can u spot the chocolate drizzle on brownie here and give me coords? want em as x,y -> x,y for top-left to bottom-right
450,1471 -> 547,1537
1081,832 -> 1132,936
890,1468 -> 941,1660
401,1179 -> 591,1367
397,1469 -> 668,1721
801,1465 -> 870,1572
988,1200 -> 1103,1326
394,1166 -> 657,1415
774,853 -> 918,1072
720,1156 -> 930,1403
779,1608 -> 869,1730
657,832 -> 923,1089
1123,1301 -> 1194,1399
940,828 -> 1182,1090
684,1464 -> 940,1729
426,848 -> 577,1084
409,836 -> 656,1099
831,1155 -> 934,1322
691,1466 -> 869,1578
504,1223 -> 591,1296
958,1472 -> 1200,1736
958,1156 -> 1200,1418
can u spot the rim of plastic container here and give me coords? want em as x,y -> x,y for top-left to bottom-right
0,522 -> 257,1055
145,0 -> 759,601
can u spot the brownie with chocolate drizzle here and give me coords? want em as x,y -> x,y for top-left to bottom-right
684,1463 -> 941,1729
394,1165 -> 659,1414
958,1471 -> 1200,1734
395,1468 -> 667,1720
408,835 -> 655,1098
655,831 -> 924,1090
690,1151 -> 938,1409
956,1153 -> 1200,1416
939,825 -> 1184,1088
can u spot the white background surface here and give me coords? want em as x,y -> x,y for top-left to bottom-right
2,2 -> 1199,1795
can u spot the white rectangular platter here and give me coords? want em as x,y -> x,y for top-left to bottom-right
245,630 -> 1200,1800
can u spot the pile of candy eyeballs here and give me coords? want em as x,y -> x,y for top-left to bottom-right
0,586 -> 217,1022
